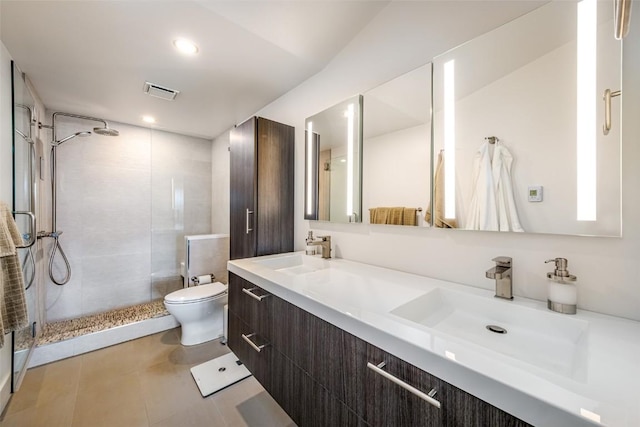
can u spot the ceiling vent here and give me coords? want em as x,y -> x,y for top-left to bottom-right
143,82 -> 180,101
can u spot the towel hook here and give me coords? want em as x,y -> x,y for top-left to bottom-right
485,136 -> 499,144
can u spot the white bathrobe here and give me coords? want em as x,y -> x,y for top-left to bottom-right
465,141 -> 524,232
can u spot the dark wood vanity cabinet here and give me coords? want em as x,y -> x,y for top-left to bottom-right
229,116 -> 294,260
228,272 -> 531,427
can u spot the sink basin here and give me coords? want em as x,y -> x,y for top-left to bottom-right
391,288 -> 589,379
303,276 -> 426,314
254,253 -> 329,275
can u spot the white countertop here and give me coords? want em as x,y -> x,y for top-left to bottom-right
228,252 -> 640,427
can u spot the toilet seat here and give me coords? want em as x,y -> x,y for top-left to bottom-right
164,282 -> 227,304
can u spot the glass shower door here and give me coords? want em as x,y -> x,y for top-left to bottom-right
11,61 -> 37,390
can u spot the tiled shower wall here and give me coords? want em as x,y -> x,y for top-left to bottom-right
45,117 -> 211,322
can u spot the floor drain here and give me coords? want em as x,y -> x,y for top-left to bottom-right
486,325 -> 507,334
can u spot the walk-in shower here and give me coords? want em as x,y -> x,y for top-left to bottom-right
39,112 -> 119,285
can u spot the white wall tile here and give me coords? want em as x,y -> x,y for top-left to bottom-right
81,279 -> 151,315
211,131 -> 230,234
40,118 -> 211,321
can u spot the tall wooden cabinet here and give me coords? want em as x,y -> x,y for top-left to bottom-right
230,117 -> 294,260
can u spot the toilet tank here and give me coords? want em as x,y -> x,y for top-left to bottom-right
184,234 -> 229,288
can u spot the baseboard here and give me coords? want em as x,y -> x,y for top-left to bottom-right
28,314 -> 179,368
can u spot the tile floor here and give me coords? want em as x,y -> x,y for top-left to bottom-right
0,328 -> 296,427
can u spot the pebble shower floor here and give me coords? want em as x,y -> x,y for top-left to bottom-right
36,300 -> 169,345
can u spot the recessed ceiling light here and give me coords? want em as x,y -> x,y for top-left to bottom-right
173,38 -> 199,55
142,115 -> 156,124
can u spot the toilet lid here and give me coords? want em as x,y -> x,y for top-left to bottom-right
164,282 -> 227,304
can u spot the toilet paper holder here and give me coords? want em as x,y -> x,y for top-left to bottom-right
191,274 -> 215,286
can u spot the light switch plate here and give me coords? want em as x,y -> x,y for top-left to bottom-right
528,186 -> 543,202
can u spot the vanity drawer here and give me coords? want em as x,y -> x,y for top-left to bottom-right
269,346 -> 365,427
228,272 -> 272,339
271,296 -> 346,401
343,332 -> 531,427
344,333 -> 441,426
227,310 -> 272,391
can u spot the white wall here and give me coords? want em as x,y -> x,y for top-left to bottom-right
247,2 -> 640,321
0,38 -> 15,414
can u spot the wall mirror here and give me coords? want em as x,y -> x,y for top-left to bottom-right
305,95 -> 363,223
363,63 -> 432,227
432,1 -> 622,236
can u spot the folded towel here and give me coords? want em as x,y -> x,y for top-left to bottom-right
371,207 -> 419,226
388,207 -> 404,225
370,207 -> 390,224
0,202 -> 28,347
402,208 -> 417,226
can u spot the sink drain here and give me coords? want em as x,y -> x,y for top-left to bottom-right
486,325 -> 507,334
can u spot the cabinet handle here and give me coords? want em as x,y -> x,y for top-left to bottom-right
603,88 -> 621,135
246,208 -> 254,234
242,287 -> 270,301
367,361 -> 441,409
241,333 -> 266,353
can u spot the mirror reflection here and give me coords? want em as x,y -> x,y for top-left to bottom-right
432,1 -> 621,236
363,64 -> 432,227
305,95 -> 363,223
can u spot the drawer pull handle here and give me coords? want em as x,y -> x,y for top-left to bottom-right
242,287 -> 270,301
367,361 -> 441,409
241,333 -> 266,353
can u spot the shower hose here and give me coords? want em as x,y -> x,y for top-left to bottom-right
39,231 -> 71,285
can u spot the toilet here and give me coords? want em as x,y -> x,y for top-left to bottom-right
164,282 -> 228,346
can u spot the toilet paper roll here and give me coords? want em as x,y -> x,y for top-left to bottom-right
196,274 -> 213,285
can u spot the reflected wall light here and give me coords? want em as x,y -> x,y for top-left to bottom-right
443,59 -> 456,219
345,103 -> 355,218
576,0 -> 597,221
305,121 -> 319,220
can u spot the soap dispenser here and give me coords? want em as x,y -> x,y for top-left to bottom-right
545,258 -> 577,314
305,231 -> 316,256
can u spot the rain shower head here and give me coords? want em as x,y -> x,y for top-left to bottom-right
56,131 -> 91,146
93,126 -> 119,136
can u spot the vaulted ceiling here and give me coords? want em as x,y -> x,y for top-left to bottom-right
1,1 -> 545,140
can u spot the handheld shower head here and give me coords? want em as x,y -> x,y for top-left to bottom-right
93,126 -> 119,136
56,131 -> 91,146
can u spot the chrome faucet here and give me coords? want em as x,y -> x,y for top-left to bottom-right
307,233 -> 332,259
486,256 -> 513,300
